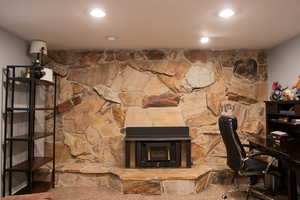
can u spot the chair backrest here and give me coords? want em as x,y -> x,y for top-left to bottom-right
218,115 -> 246,172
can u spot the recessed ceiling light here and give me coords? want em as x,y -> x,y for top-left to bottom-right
200,36 -> 210,44
106,36 -> 118,41
89,8 -> 106,18
218,8 -> 235,19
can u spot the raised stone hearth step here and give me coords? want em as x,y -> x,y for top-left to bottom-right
53,163 -> 234,195
55,163 -> 212,180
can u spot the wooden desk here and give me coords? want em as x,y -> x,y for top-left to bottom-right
249,137 -> 300,200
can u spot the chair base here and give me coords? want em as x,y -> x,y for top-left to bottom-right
221,185 -> 276,200
248,187 -> 277,200
221,174 -> 278,200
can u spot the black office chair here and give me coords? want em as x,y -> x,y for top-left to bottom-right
218,115 -> 281,200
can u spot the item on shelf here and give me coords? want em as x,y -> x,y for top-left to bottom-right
292,75 -> 300,100
270,119 -> 277,122
270,82 -> 288,101
20,66 -> 46,80
270,131 -> 291,146
40,68 -> 53,82
277,117 -> 289,123
30,40 -> 47,66
281,88 -> 297,101
291,119 -> 300,125
21,68 -> 31,78
30,64 -> 45,79
271,130 -> 288,136
29,40 -> 48,79
279,110 -> 295,115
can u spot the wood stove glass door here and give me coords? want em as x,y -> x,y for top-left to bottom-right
137,141 -> 181,168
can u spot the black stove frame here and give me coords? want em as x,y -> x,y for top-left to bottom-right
125,127 -> 191,168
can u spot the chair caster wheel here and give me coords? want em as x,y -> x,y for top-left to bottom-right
221,194 -> 228,199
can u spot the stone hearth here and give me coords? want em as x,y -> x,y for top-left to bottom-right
39,163 -> 234,195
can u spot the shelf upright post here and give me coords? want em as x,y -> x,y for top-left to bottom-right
2,67 -> 10,197
52,74 -> 57,188
29,70 -> 37,193
32,74 -> 37,161
28,69 -> 35,193
8,67 -> 16,195
27,67 -> 34,193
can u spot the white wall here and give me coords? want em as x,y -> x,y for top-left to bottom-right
268,34 -> 300,94
0,28 -> 31,195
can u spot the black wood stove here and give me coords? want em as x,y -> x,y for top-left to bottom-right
125,127 -> 191,168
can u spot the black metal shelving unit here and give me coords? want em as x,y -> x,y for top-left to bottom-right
2,65 -> 57,197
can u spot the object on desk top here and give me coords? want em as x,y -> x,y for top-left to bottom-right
276,117 -> 289,123
279,110 -> 295,115
291,119 -> 300,124
270,82 -> 287,101
271,131 -> 288,136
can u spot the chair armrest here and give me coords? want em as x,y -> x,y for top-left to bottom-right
241,152 -> 266,163
247,152 -> 278,159
241,144 -> 253,149
242,152 -> 281,176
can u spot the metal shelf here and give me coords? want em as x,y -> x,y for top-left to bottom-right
8,77 -> 54,86
6,157 -> 52,172
267,113 -> 300,118
7,107 -> 54,111
15,181 -> 52,195
2,65 -> 57,197
269,120 -> 300,126
6,132 -> 53,141
6,65 -> 32,68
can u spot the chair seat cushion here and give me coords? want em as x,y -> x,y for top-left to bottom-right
242,158 -> 281,177
244,158 -> 268,173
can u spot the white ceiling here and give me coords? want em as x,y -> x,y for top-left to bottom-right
1,0 -> 300,50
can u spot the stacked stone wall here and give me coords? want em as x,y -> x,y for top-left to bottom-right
44,49 -> 267,184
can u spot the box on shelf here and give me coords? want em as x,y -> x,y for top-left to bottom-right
40,68 -> 53,82
291,119 -> 300,125
271,131 -> 294,146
